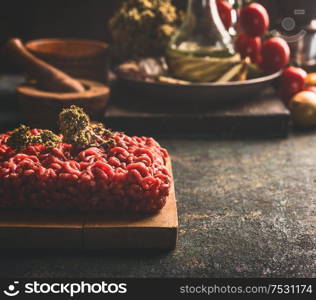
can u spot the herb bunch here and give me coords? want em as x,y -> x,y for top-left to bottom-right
7,106 -> 115,151
109,0 -> 179,59
7,125 -> 61,150
58,105 -> 115,150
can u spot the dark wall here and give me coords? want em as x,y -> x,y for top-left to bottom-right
0,0 -> 311,72
0,0 -> 185,71
0,0 -> 310,45
0,1 -> 116,44
0,0 -> 117,71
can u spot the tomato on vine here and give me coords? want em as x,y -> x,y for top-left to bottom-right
261,37 -> 290,74
239,2 -> 269,37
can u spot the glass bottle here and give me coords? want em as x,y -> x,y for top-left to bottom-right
166,0 -> 240,82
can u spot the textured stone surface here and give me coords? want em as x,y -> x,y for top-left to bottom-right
0,133 -> 316,278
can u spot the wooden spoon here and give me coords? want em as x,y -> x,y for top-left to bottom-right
6,38 -> 85,93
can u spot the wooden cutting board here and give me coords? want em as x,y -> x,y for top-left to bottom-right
105,88 -> 290,138
0,160 -> 178,250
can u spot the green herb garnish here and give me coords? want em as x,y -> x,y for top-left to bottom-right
7,125 -> 61,150
37,130 -> 62,148
7,106 -> 115,151
58,105 -> 115,150
7,125 -> 33,150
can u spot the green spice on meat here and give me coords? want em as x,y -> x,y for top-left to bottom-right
7,106 -> 115,151
7,125 -> 61,150
37,131 -> 62,148
58,105 -> 115,150
7,125 -> 33,150
109,0 -> 179,59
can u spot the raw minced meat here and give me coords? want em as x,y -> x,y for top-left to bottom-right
0,130 -> 171,213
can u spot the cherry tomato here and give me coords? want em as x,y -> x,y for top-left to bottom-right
239,3 -> 269,37
216,0 -> 232,30
261,37 -> 290,74
279,66 -> 307,104
235,33 -> 261,63
281,67 -> 307,93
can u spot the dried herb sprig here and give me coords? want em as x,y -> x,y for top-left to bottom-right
7,125 -> 33,150
37,131 -> 62,148
7,106 -> 114,151
7,125 -> 61,150
109,0 -> 179,59
58,105 -> 115,150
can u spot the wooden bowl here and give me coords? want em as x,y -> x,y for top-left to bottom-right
26,39 -> 109,83
17,79 -> 110,130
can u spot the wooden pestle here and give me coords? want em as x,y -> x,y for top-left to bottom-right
6,38 -> 85,93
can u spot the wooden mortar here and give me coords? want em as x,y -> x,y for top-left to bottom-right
6,38 -> 110,129
26,38 -> 109,83
17,79 -> 110,129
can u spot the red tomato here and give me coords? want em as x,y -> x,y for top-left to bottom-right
279,67 -> 307,104
261,37 -> 290,74
281,67 -> 307,94
216,0 -> 232,30
235,33 -> 262,63
239,3 -> 269,37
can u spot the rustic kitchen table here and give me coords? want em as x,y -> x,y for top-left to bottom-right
0,76 -> 315,277
0,134 -> 315,277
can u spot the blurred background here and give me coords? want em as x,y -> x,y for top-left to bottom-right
1,0 -> 315,72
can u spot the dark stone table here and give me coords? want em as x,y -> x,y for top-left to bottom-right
1,133 -> 316,278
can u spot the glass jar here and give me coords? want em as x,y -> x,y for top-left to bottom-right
166,0 -> 240,82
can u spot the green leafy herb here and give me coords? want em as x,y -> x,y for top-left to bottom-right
7,125 -> 61,150
37,131 -> 62,148
58,105 -> 115,150
7,125 -> 33,150
7,106 -> 114,151
109,0 -> 179,59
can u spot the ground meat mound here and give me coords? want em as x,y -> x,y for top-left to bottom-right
0,130 -> 171,213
